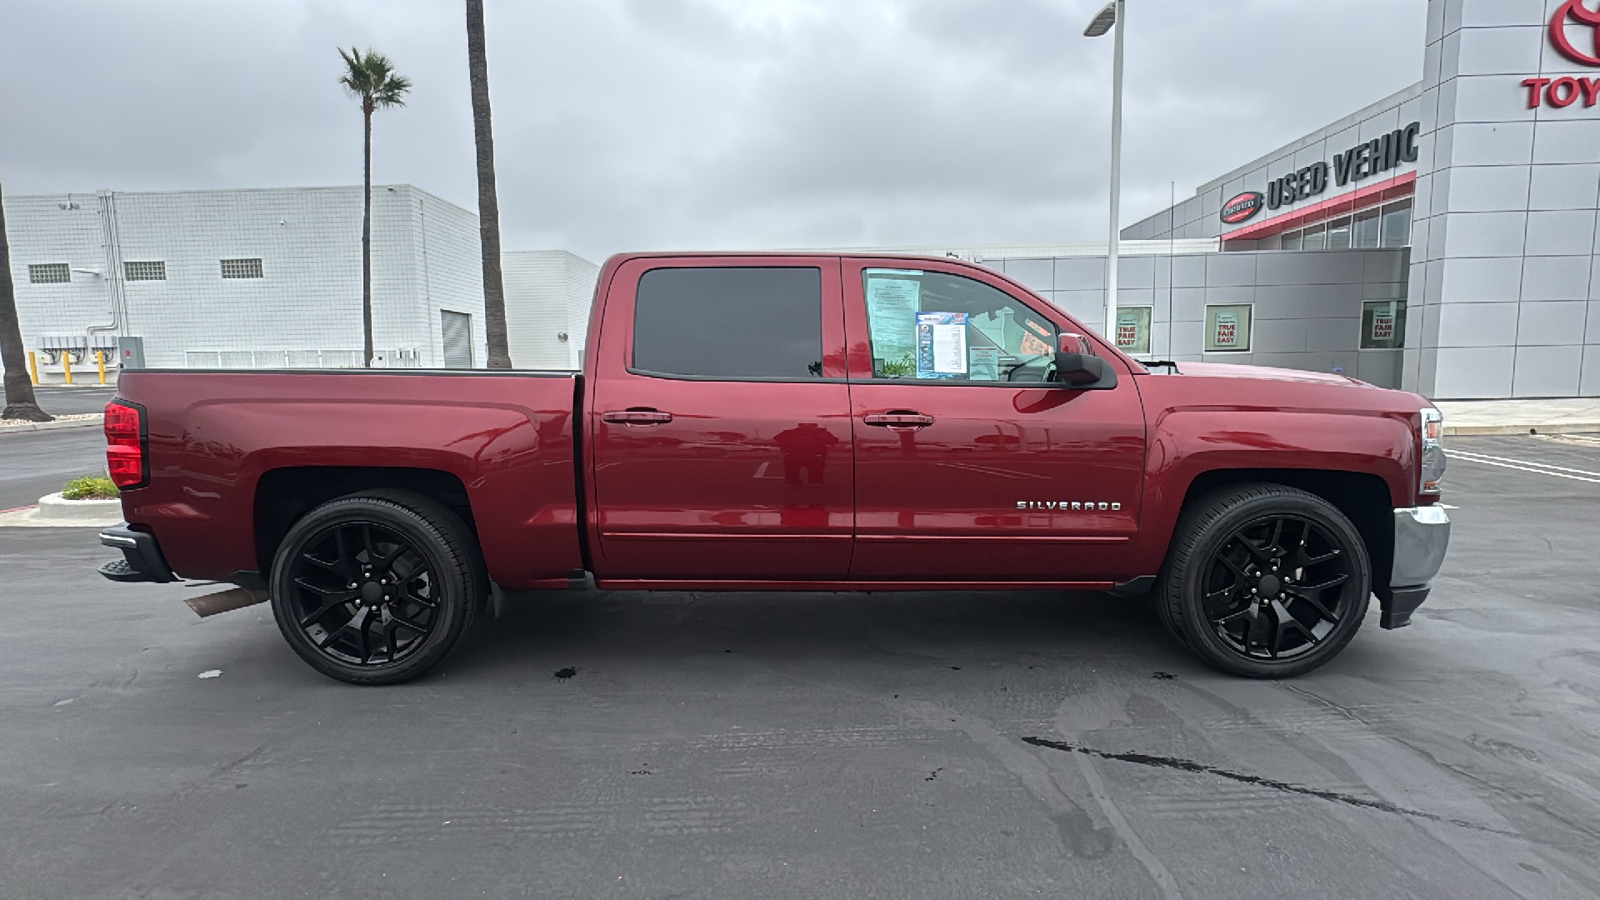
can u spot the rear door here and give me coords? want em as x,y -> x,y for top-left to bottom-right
586,257 -> 854,581
842,259 -> 1146,582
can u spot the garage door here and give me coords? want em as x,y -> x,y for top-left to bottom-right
441,310 -> 473,369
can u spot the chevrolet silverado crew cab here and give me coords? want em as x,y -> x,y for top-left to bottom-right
97,253 -> 1450,685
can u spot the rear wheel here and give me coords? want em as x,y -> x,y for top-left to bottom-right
1157,484 -> 1370,678
269,491 -> 483,685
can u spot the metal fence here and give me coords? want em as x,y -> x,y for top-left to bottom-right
183,349 -> 424,369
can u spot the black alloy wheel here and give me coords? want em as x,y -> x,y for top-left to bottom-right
1201,515 -> 1357,662
1157,483 -> 1371,678
270,491 -> 483,685
286,521 -> 440,667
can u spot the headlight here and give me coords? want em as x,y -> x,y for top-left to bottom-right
1420,407 -> 1445,495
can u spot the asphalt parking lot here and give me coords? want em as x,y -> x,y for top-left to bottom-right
2,428 -> 1598,899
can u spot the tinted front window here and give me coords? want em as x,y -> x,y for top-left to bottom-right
632,267 -> 823,379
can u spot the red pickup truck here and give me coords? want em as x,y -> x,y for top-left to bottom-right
97,253 -> 1449,684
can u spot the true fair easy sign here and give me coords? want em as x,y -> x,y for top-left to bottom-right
1523,0 -> 1600,108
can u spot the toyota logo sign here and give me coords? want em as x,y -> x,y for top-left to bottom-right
1551,0 -> 1600,67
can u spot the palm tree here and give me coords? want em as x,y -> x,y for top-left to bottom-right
0,183 -> 51,422
466,0 -> 512,369
338,47 -> 411,368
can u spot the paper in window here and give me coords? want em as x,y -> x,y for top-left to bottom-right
916,312 -> 968,379
865,270 -> 921,375
968,347 -> 1000,381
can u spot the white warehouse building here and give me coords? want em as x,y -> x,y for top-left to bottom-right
3,185 -> 598,379
503,250 -> 600,369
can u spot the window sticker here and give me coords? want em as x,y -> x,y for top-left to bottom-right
916,312 -> 969,379
968,346 -> 1000,381
865,270 -> 922,374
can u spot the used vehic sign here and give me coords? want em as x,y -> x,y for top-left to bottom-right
1220,192 -> 1264,225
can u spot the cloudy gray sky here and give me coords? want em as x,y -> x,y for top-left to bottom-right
0,0 -> 1427,261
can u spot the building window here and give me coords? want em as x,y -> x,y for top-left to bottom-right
1204,304 -> 1252,353
1275,201 -> 1410,253
1326,216 -> 1352,251
1360,300 -> 1406,349
124,261 -> 166,281
1115,306 -> 1152,356
220,258 -> 264,279
29,263 -> 70,284
1380,200 -> 1412,248
634,267 -> 823,380
1353,209 -> 1381,249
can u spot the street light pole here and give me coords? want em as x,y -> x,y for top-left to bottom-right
1085,0 -> 1126,344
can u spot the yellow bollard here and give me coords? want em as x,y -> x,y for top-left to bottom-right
27,351 -> 38,385
62,352 -> 72,385
96,351 -> 106,385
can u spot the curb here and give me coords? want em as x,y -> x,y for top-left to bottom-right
0,415 -> 104,435
1445,423 -> 1600,436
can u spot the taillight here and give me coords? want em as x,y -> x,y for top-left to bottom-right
104,400 -> 147,489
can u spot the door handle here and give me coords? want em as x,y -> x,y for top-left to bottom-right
863,411 -> 934,428
602,409 -> 673,425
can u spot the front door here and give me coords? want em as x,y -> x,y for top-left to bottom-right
842,260 -> 1146,582
587,257 -> 854,581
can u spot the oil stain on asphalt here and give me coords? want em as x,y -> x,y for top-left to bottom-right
1021,736 -> 1520,838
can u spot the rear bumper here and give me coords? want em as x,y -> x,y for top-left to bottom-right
98,523 -> 177,584
1379,505 -> 1450,629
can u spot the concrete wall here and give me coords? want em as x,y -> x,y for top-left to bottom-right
502,250 -> 600,369
982,248 -> 1410,388
409,187 -> 489,368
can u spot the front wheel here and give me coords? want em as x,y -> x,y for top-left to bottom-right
1157,484 -> 1371,678
269,491 -> 483,685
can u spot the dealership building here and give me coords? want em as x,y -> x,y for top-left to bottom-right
970,0 -> 1600,399
3,185 -> 598,379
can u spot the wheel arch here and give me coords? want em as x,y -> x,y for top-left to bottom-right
254,466 -> 476,578
1172,468 -> 1394,592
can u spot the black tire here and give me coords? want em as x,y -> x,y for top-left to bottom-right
1156,483 -> 1371,678
269,490 -> 484,685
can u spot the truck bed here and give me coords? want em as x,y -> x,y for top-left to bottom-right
112,369 -> 587,589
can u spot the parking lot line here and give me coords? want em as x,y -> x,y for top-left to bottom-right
1448,450 -> 1600,484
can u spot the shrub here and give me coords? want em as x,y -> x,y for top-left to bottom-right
61,475 -> 120,501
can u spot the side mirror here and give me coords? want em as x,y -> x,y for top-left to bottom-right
1053,333 -> 1118,389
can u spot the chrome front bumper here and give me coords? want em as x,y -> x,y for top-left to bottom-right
1380,505 -> 1450,629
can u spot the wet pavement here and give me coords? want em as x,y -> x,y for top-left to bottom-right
0,427 -> 113,510
1,431 -> 1598,898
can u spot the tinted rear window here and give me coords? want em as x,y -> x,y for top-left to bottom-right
632,267 -> 824,379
